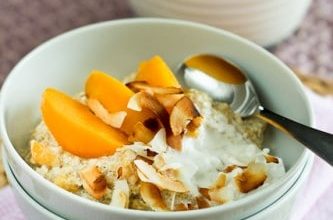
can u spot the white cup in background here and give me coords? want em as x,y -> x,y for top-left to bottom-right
129,0 -> 312,47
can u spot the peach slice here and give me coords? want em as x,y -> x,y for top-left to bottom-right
85,70 -> 154,135
135,56 -> 181,88
41,88 -> 128,158
85,70 -> 133,112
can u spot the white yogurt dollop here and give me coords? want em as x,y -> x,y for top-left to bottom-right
159,91 -> 285,198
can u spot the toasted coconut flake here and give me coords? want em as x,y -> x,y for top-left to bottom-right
153,154 -> 166,170
166,134 -> 183,151
110,179 -> 130,208
127,93 -> 142,111
126,81 -> 183,95
235,162 -> 267,193
223,164 -> 246,173
79,166 -> 107,199
208,188 -> 230,204
140,182 -> 168,211
174,203 -> 189,211
87,99 -> 127,128
160,168 -> 180,181
188,203 -> 197,210
146,148 -> 158,157
170,96 -> 201,136
128,92 -> 170,128
30,140 -> 59,167
137,169 -> 151,182
134,160 -> 187,192
128,117 -> 164,144
205,173 -> 227,204
136,155 -> 154,165
138,92 -> 169,124
196,196 -> 210,209
143,117 -> 162,133
155,93 -> 184,113
127,92 -> 185,150
116,164 -> 138,185
149,129 -> 168,153
186,116 -> 203,137
210,172 -> 226,189
199,188 -> 210,200
174,201 -> 199,211
223,165 -> 238,173
117,167 -> 123,179
265,154 -> 279,164
122,145 -> 157,162
128,122 -> 156,144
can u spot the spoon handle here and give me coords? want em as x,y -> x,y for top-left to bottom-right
257,107 -> 333,166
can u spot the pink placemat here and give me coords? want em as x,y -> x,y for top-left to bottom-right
0,187 -> 25,220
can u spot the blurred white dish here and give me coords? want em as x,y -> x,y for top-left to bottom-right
129,0 -> 312,47
0,18 -> 313,220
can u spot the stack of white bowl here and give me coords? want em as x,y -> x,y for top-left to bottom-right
1,19 -> 314,220
129,0 -> 312,47
2,148 -> 314,220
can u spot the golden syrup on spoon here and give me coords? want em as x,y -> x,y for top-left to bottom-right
185,54 -> 246,85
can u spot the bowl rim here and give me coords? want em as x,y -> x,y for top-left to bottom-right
0,18 -> 314,218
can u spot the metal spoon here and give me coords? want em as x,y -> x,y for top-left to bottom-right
178,54 -> 333,166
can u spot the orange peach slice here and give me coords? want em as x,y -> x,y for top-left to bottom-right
135,56 -> 181,88
85,70 -> 154,135
41,88 -> 128,158
85,70 -> 133,112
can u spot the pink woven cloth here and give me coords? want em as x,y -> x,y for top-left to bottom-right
0,89 -> 332,219
0,187 -> 25,220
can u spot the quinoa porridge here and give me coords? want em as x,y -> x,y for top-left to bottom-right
26,56 -> 285,211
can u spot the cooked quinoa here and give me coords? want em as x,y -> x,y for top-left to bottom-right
27,89 -> 285,211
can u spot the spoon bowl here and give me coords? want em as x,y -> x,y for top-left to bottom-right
180,54 -> 260,117
179,54 -> 333,166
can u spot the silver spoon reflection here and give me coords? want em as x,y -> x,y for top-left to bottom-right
178,54 -> 333,166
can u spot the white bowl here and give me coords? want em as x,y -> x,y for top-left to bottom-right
2,147 -> 313,220
2,149 -> 65,220
129,0 -> 312,47
0,18 -> 313,220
